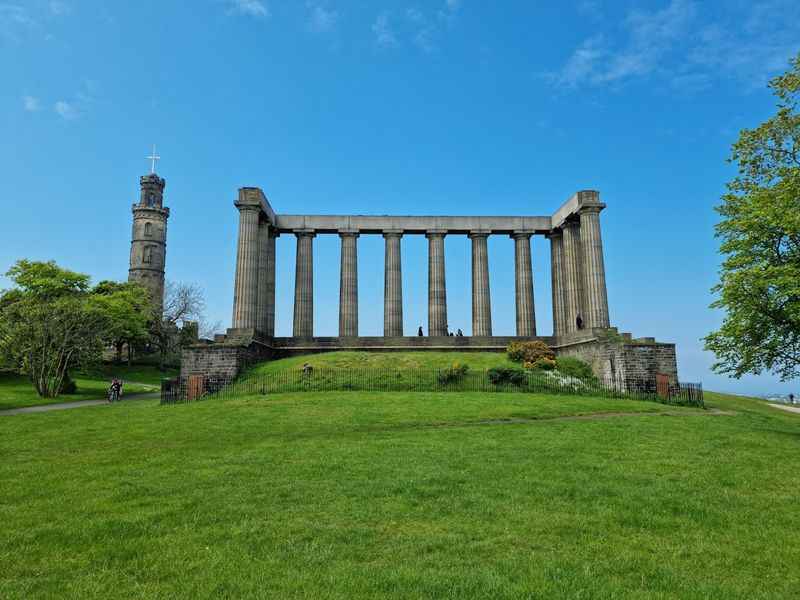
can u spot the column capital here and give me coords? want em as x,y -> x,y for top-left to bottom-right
545,228 -> 563,239
578,205 -> 604,215
468,230 -> 491,239
383,229 -> 403,238
510,230 -> 534,240
338,229 -> 360,238
426,229 -> 447,239
293,229 -> 316,238
234,201 -> 262,213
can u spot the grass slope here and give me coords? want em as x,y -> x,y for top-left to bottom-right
249,351 -> 517,373
0,364 -> 176,411
2,389 -> 799,598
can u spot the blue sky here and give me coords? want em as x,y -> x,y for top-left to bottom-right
2,0 -> 799,395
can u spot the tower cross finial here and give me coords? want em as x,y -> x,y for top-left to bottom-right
147,144 -> 161,174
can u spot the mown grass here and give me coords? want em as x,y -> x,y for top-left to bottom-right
249,351 -> 517,373
0,363 -> 175,411
2,388 -> 799,598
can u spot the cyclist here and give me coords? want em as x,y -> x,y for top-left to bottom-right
108,379 -> 122,403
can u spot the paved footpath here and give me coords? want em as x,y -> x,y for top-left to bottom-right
0,392 -> 159,416
768,403 -> 800,415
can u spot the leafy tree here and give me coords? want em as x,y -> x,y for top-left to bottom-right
0,261 -> 107,397
705,53 -> 800,381
92,281 -> 153,364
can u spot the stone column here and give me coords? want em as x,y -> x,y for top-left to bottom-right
562,220 -> 584,333
579,207 -> 610,328
292,230 -> 315,338
383,231 -> 403,337
548,229 -> 567,337
231,204 -> 261,329
255,221 -> 270,334
469,231 -> 492,336
265,232 -> 278,337
512,232 -> 536,336
426,231 -> 448,336
338,231 -> 359,337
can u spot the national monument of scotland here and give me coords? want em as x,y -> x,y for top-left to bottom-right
176,185 -> 679,389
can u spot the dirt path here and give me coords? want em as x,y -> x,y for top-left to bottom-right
767,403 -> 800,415
0,392 -> 160,416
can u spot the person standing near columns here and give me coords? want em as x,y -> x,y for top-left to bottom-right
548,229 -> 568,337
383,230 -> 403,336
426,231 -> 448,337
231,202 -> 261,329
469,231 -> 492,336
293,230 -> 315,338
579,206 -> 610,328
511,231 -> 536,336
562,219 -> 584,333
338,230 -> 359,337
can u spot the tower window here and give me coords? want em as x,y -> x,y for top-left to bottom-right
148,193 -> 156,206
144,222 -> 152,237
143,246 -> 153,264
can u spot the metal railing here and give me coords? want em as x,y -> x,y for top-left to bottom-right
161,368 -> 703,408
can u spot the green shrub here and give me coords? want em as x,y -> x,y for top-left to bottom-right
507,341 -> 555,364
531,357 -> 557,371
555,357 -> 597,382
437,362 -> 469,385
487,367 -> 527,386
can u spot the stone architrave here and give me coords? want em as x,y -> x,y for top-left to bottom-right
338,231 -> 359,337
512,231 -> 536,336
469,231 -> 492,336
383,231 -> 403,336
426,231 -> 448,336
293,230 -> 315,338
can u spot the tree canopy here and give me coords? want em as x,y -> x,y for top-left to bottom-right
704,53 -> 800,381
0,261 -> 152,397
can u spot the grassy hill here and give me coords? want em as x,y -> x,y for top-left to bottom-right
2,388 -> 799,598
249,350 -> 517,373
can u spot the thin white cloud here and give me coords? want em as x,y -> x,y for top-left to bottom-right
373,2 -> 461,52
551,0 -> 694,87
49,1 -> 70,16
550,0 -> 800,92
306,1 -> 337,33
23,95 -> 40,111
227,0 -> 269,18
52,80 -> 97,120
54,100 -> 77,120
0,4 -> 37,41
372,13 -> 397,48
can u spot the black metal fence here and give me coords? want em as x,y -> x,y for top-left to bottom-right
161,368 -> 704,408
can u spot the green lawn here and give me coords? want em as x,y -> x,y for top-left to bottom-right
250,350 -> 517,373
2,388 -> 799,598
0,363 -> 176,411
